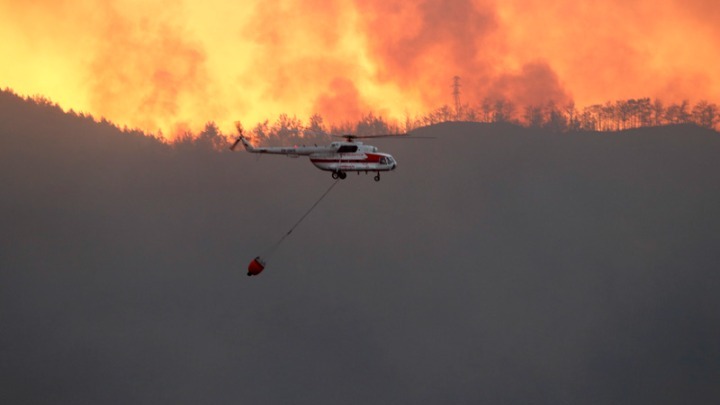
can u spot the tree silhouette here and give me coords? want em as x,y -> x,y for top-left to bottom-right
524,104 -> 545,128
492,98 -> 516,123
356,112 -> 393,135
545,101 -> 567,132
251,120 -> 271,145
481,98 -> 493,123
304,113 -> 327,139
665,100 -> 691,124
4,88 -> 719,147
271,114 -> 303,143
652,99 -> 665,126
564,101 -> 578,131
691,101 -> 719,129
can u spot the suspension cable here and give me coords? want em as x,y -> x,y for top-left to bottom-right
262,179 -> 340,258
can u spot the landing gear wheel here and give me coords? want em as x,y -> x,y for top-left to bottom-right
339,171 -> 347,180
332,171 -> 339,179
374,173 -> 381,182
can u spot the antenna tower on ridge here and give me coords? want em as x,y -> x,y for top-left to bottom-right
452,76 -> 461,121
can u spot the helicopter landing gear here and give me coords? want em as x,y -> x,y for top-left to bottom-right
374,173 -> 381,182
332,171 -> 347,180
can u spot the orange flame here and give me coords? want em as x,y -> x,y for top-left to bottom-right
1,0 -> 718,140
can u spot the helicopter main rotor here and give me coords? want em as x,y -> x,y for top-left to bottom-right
334,133 -> 434,142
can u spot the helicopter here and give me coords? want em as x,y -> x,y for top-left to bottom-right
229,123 -> 403,181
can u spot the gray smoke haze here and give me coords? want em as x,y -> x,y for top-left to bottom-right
2,92 -> 720,404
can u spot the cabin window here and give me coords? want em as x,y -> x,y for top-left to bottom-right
337,145 -> 358,153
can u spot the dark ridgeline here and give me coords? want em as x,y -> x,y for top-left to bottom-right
2,91 -> 720,404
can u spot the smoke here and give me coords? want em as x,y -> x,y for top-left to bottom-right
486,61 -> 571,108
1,0 -> 719,139
353,0 -> 498,88
312,78 -> 371,123
86,3 -> 215,137
351,0 -> 570,111
0,0 -> 222,139
494,0 -> 720,105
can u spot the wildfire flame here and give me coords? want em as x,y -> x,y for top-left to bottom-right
1,0 -> 718,140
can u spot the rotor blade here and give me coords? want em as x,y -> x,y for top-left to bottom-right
229,137 -> 242,151
333,133 -> 405,138
333,133 -> 435,140
381,135 -> 435,139
230,121 -> 245,151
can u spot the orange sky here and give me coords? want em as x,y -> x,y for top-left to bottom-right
1,0 -> 718,139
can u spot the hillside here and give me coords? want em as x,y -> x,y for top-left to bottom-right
2,92 -> 719,404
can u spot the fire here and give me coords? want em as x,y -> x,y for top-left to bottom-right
1,0 -> 718,140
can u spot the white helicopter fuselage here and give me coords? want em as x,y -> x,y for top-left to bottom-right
235,136 -> 397,181
308,142 -> 397,173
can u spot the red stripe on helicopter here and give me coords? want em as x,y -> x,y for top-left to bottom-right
310,154 -> 384,164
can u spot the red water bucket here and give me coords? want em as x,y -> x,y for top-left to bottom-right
248,257 -> 266,276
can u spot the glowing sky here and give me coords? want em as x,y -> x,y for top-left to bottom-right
2,0 -> 718,138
